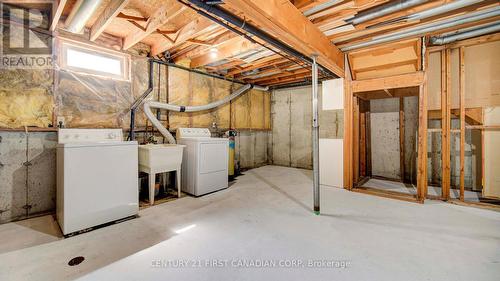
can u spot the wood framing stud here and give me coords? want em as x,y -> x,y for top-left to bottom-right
50,0 -> 67,31
90,0 -> 130,41
417,73 -> 428,202
459,46 -> 465,201
123,4 -> 186,50
441,49 -> 451,200
399,97 -> 405,181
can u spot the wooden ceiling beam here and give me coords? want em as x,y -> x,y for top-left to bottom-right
50,0 -> 67,31
190,37 -> 258,68
90,0 -> 130,41
222,0 -> 344,77
123,3 -> 186,50
151,16 -> 215,55
351,71 -> 424,92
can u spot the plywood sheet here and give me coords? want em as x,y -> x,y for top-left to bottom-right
356,64 -> 416,80
428,41 -> 500,110
427,51 -> 442,111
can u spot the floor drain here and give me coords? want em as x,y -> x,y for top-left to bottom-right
68,256 -> 85,266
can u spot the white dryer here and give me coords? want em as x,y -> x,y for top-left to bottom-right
177,128 -> 228,196
57,129 -> 138,235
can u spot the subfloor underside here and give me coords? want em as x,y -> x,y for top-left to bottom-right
0,165 -> 499,281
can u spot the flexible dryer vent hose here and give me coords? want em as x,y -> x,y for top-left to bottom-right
144,84 -> 268,144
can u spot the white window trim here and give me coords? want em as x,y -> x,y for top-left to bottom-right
57,38 -> 131,81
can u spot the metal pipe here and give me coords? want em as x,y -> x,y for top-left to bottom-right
429,22 -> 500,45
346,0 -> 427,25
128,59 -> 154,141
312,55 -> 320,215
64,0 -> 103,33
341,6 -> 500,51
184,0 -> 338,78
407,0 -> 484,21
304,0 -> 343,17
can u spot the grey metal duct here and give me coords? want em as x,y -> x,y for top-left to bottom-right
346,0 -> 428,25
407,0 -> 484,21
341,6 -> 500,51
430,22 -> 500,45
303,0 -> 343,17
64,0 -> 103,33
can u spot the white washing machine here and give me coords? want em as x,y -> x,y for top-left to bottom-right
177,128 -> 228,196
57,129 -> 138,235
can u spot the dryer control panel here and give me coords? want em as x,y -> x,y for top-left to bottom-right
176,128 -> 211,138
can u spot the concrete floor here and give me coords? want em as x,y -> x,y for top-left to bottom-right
0,165 -> 499,281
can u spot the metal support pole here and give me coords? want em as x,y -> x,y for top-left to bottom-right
312,55 -> 320,215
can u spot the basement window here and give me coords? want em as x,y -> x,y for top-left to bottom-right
60,40 -> 130,81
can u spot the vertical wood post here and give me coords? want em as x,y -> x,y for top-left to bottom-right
399,97 -> 405,182
459,47 -> 465,201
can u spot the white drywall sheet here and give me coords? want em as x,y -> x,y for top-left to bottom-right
319,138 -> 343,188
322,78 -> 344,110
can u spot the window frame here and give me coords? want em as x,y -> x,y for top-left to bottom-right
58,38 -> 131,81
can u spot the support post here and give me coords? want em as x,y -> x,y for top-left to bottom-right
312,55 -> 320,215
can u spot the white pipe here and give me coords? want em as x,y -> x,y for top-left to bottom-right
144,84 -> 254,144
65,0 -> 103,33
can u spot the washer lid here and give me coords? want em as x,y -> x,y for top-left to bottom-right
57,141 -> 138,148
58,129 -> 124,144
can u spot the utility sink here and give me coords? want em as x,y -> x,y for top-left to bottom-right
138,144 -> 185,172
138,144 -> 186,204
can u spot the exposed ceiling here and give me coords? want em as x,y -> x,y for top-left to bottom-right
43,0 -> 500,87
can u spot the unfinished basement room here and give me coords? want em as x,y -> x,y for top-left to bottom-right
0,0 -> 499,280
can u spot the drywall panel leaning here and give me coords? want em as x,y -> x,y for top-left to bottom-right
320,78 -> 344,187
483,107 -> 500,199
